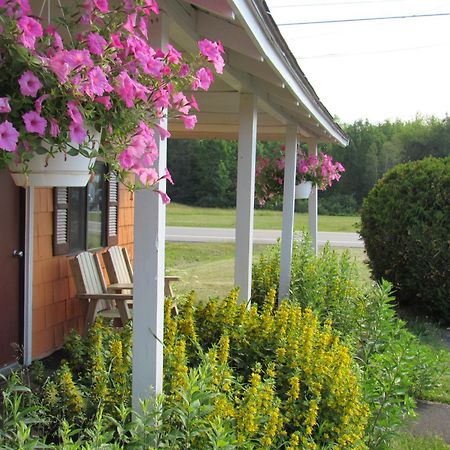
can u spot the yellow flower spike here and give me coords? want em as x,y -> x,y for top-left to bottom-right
217,334 -> 230,366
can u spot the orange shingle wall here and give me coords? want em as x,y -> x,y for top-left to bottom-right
32,185 -> 134,359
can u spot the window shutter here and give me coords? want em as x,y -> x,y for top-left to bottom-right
106,175 -> 119,246
53,187 -> 70,255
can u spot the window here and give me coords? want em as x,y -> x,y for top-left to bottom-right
53,162 -> 118,255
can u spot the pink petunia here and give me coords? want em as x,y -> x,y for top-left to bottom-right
155,189 -> 170,205
17,16 -> 43,49
93,0 -> 109,13
164,168 -> 174,185
49,52 -> 72,83
198,39 -> 224,74
18,71 -> 43,97
166,44 -> 182,64
141,0 -> 159,15
49,118 -> 60,137
110,33 -> 124,49
0,120 -> 20,152
0,97 -> 11,113
179,63 -> 190,78
45,25 -> 64,51
87,32 -> 107,55
191,67 -> 213,91
190,94 -> 199,111
181,114 -> 197,129
85,66 -> 112,98
69,121 -> 87,144
136,167 -> 159,186
138,16 -> 148,38
94,95 -> 112,110
66,49 -> 93,70
23,111 -> 47,136
115,71 -> 137,108
34,94 -> 50,114
123,13 -> 137,34
67,101 -> 83,124
155,122 -> 171,140
118,148 -> 135,169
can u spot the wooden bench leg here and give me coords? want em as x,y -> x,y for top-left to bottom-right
84,299 -> 99,335
164,277 -> 180,316
116,301 -> 132,325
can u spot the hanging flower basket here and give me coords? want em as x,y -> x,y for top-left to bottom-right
9,129 -> 101,187
0,1 -> 224,201
295,181 -> 312,199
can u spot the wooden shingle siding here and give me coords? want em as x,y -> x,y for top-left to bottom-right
32,184 -> 134,359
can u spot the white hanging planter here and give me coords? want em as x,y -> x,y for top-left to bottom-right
295,181 -> 313,199
10,129 -> 101,187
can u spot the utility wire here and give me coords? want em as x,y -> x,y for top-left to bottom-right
295,41 -> 450,59
271,0 -> 410,8
279,11 -> 450,26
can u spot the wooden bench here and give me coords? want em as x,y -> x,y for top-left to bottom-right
69,251 -> 133,334
102,246 -> 180,297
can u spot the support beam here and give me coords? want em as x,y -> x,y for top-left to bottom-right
278,126 -> 298,304
307,139 -> 318,254
132,11 -> 168,410
234,93 -> 257,303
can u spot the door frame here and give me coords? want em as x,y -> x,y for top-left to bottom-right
23,187 -> 34,367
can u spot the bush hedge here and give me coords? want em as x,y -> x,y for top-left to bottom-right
359,156 -> 450,322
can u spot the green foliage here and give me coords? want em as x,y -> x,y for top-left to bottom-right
360,156 -> 450,322
167,139 -> 238,208
167,117 -> 450,215
251,238 -> 448,448
169,291 -> 369,449
0,373 -> 47,449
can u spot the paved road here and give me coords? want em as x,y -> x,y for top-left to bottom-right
167,227 -> 364,248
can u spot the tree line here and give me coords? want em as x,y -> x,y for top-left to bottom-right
167,116 -> 450,215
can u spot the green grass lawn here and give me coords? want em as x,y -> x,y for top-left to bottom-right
166,241 -> 369,300
166,203 -> 359,232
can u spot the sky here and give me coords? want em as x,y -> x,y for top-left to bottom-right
265,0 -> 450,124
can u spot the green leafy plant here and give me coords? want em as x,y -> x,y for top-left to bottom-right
251,238 -> 448,448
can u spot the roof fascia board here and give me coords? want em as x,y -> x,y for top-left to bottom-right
228,0 -> 348,145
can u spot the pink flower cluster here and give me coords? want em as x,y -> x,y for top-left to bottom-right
297,152 -> 345,190
255,147 -> 345,205
0,0 -> 224,202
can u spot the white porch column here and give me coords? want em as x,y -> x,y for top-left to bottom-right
132,11 -> 168,410
307,139 -> 318,254
278,126 -> 298,304
234,93 -> 257,303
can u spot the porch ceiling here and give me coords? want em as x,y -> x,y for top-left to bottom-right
163,0 -> 349,145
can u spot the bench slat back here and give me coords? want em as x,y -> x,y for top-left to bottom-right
104,246 -> 132,284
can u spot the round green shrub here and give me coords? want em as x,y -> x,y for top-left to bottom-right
360,156 -> 450,321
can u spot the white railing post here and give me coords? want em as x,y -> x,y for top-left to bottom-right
307,139 -> 318,254
234,93 -> 257,303
132,10 -> 168,410
278,126 -> 298,304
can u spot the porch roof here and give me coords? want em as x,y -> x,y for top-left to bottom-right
164,0 -> 349,145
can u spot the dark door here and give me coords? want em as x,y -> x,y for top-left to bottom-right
0,169 -> 23,368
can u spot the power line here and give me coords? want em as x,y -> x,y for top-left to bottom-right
295,41 -> 450,59
271,0 -> 410,8
278,11 -> 450,26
